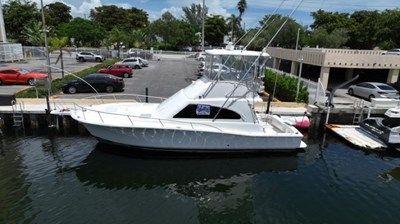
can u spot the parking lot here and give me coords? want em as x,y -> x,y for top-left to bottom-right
0,52 -> 99,95
56,57 -> 199,99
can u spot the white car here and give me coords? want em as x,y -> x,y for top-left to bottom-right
348,82 -> 399,101
384,49 -> 400,56
119,58 -> 142,69
134,57 -> 149,67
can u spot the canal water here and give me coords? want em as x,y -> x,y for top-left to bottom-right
1,132 -> 400,224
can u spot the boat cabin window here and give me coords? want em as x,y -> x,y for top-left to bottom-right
173,104 -> 241,119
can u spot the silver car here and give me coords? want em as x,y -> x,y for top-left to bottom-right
348,82 -> 399,100
76,52 -> 104,62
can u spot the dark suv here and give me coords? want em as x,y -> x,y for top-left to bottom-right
62,73 -> 124,94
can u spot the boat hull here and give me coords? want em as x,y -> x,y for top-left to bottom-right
360,118 -> 400,144
83,123 -> 304,153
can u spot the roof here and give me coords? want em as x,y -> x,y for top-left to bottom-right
205,49 -> 270,57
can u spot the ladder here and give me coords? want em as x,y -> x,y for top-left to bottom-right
352,100 -> 365,124
11,101 -> 25,128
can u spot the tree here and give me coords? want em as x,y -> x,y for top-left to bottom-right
149,12 -> 197,50
376,9 -> 400,50
204,15 -> 227,46
44,2 -> 72,29
90,5 -> 149,32
3,0 -> 40,44
49,37 -> 69,78
182,3 -> 208,32
310,9 -> 353,33
22,21 -> 44,46
57,18 -> 106,47
237,0 -> 247,21
106,27 -> 129,57
307,28 -> 349,48
244,15 -> 306,50
128,29 -> 148,49
226,14 -> 241,42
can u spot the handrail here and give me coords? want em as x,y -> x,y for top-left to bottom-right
82,93 -> 167,101
71,103 -> 224,133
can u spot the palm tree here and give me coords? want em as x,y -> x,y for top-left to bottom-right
237,0 -> 247,22
22,21 -> 45,46
226,14 -> 241,42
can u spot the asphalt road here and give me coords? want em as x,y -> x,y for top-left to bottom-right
0,53 -> 99,95
56,58 -> 199,99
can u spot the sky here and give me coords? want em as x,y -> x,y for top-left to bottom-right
30,0 -> 400,27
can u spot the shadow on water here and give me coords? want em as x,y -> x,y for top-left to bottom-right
75,142 -> 299,191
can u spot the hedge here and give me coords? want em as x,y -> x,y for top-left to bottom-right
264,69 -> 309,103
16,59 -> 119,98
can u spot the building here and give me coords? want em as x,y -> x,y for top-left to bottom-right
267,47 -> 400,89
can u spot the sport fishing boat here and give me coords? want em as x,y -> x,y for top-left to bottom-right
360,107 -> 400,146
69,48 -> 306,152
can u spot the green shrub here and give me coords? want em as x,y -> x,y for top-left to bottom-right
264,69 -> 309,103
16,59 -> 119,98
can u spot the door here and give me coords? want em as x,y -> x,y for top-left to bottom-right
79,76 -> 96,92
354,83 -> 368,98
1,70 -> 20,84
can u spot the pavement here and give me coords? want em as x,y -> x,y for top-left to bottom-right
56,57 -> 199,99
0,52 -> 99,95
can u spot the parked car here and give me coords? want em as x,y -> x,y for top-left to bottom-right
62,73 -> 124,94
134,57 -> 149,67
0,68 -> 47,86
76,52 -> 104,62
348,82 -> 399,101
384,49 -> 400,56
119,58 -> 142,69
97,64 -> 133,78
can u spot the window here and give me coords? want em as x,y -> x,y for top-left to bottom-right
378,85 -> 395,91
1,70 -> 18,74
174,104 -> 241,119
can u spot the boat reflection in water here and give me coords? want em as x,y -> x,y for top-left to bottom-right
75,143 -> 298,219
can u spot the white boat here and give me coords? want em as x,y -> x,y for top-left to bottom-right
69,48 -> 306,153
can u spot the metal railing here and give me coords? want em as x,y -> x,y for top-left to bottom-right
70,102 -> 224,133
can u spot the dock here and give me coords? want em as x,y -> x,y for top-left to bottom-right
326,124 -> 387,150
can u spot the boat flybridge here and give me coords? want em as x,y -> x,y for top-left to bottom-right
69,47 -> 306,152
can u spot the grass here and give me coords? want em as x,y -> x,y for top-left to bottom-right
16,59 -> 119,98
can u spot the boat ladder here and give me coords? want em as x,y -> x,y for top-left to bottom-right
352,100 -> 365,124
12,101 -> 25,128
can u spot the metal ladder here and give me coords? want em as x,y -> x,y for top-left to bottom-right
352,100 -> 365,124
11,101 -> 25,128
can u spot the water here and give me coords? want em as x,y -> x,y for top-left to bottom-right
1,132 -> 400,224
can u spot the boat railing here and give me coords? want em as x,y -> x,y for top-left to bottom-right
71,103 -> 224,133
50,94 -> 166,112
82,93 -> 167,103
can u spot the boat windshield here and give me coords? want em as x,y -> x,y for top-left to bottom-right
203,53 -> 267,82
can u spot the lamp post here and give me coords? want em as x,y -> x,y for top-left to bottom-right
40,0 -> 52,95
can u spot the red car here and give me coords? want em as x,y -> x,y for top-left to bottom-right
97,64 -> 133,78
0,68 -> 48,86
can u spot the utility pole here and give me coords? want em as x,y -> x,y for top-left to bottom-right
201,0 -> 205,51
295,28 -> 300,51
40,0 -> 52,91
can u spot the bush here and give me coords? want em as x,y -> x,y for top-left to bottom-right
264,69 -> 309,103
16,59 -> 119,98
